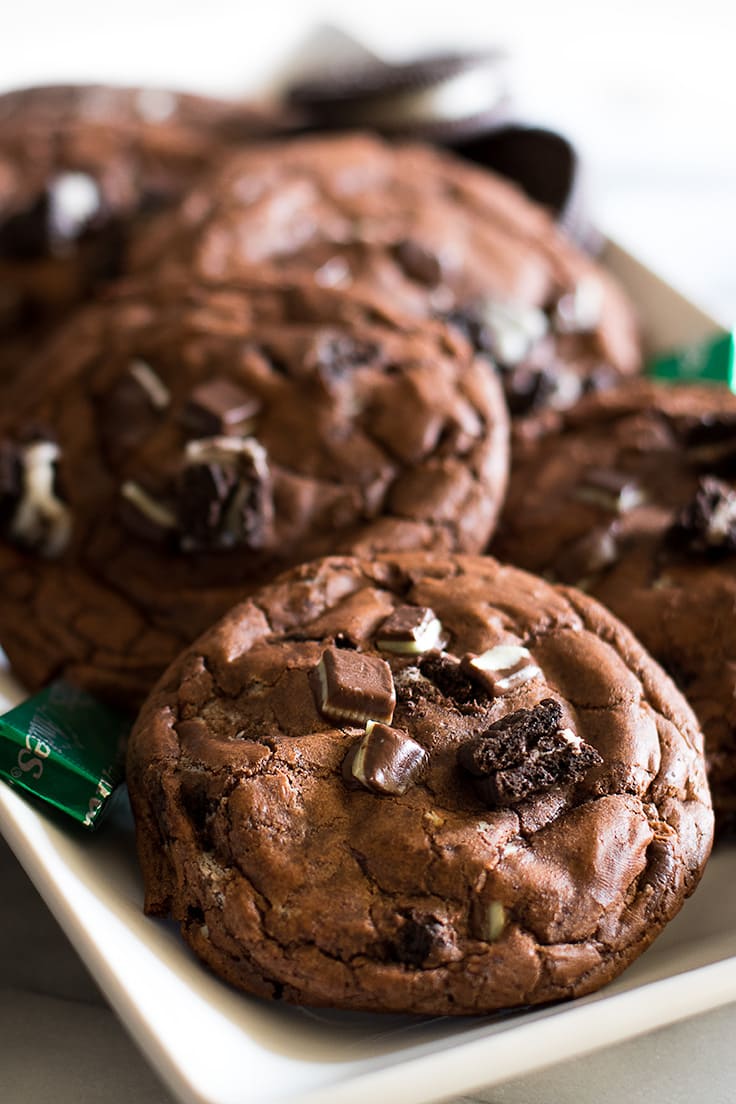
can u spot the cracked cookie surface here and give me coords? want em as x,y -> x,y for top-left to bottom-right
127,552 -> 713,1015
0,278 -> 508,705
494,379 -> 736,831
130,131 -> 641,419
0,83 -> 287,382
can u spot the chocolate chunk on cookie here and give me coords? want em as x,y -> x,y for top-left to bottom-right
127,552 -> 712,1015
0,277 -> 508,705
130,132 -> 641,419
182,378 -> 261,438
344,722 -> 428,795
494,378 -> 736,830
312,646 -> 396,725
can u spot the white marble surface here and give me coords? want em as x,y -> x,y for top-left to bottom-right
1,6 -> 736,1102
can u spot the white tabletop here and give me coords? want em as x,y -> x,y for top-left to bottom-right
1,5 -> 736,1102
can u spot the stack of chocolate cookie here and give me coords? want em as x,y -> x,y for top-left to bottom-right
0,72 -> 719,1018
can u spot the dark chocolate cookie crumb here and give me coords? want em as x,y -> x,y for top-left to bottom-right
419,652 -> 491,712
457,698 -> 602,806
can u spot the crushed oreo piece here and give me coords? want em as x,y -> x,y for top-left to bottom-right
392,665 -> 442,714
457,698 -> 602,807
393,239 -> 442,287
667,476 -> 736,556
376,605 -> 443,655
177,437 -> 273,551
574,468 -> 646,514
8,440 -> 71,557
462,645 -> 542,696
344,722 -> 427,795
182,377 -> 261,437
438,303 -> 495,357
311,647 -> 396,725
419,653 -> 491,712
502,361 -> 558,417
439,301 -> 571,416
683,416 -> 736,476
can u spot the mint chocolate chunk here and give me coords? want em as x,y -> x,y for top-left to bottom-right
182,377 -> 261,437
376,605 -> 443,655
178,437 -> 273,552
344,721 -> 427,795
311,647 -> 396,725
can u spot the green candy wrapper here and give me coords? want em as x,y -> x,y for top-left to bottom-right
648,330 -> 736,389
0,681 -> 129,829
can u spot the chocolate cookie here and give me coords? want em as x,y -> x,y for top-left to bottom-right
127,552 -> 713,1015
494,378 -> 736,830
0,276 -> 508,705
130,132 -> 640,418
0,83 -> 288,381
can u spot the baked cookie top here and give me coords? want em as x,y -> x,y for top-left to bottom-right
0,277 -> 507,704
0,83 -> 287,370
130,131 -> 640,417
494,378 -> 736,828
127,552 -> 713,1016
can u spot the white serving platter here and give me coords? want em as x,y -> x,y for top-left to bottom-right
0,241 -> 734,1104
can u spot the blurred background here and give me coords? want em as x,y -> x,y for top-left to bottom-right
1,0 -> 735,320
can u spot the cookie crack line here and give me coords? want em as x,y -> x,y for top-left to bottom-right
562,586 -> 705,754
